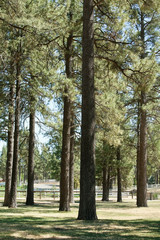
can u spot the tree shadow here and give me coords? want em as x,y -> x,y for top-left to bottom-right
0,214 -> 160,239
0,201 -> 160,239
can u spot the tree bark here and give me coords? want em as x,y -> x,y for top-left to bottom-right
137,12 -> 148,207
117,147 -> 122,203
137,91 -> 147,207
59,93 -> 71,211
102,165 -> 110,201
3,78 -> 15,206
69,113 -> 75,203
136,100 -> 140,206
78,0 -> 97,220
18,163 -> 21,184
9,61 -> 21,208
26,108 -> 35,205
59,32 -> 73,211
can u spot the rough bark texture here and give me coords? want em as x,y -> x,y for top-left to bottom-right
69,114 -> 75,203
3,80 -> 15,206
117,147 -> 122,203
59,32 -> 73,211
9,62 -> 21,208
137,91 -> 148,207
78,0 -> 97,220
137,12 -> 148,207
26,109 -> 35,205
102,165 -> 110,201
136,100 -> 140,206
59,94 -> 71,211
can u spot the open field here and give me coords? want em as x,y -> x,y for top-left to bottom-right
0,199 -> 160,240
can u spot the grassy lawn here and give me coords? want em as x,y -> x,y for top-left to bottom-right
0,199 -> 160,240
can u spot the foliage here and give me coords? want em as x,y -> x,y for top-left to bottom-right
0,0 -> 160,192
0,146 -> 7,180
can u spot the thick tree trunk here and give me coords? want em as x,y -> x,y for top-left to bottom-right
137,12 -> 148,207
9,62 -> 21,208
102,165 -> 110,201
137,91 -> 147,207
117,147 -> 122,203
3,80 -> 15,206
59,93 -> 71,211
78,0 -> 97,220
69,114 -> 75,203
26,109 -> 35,205
59,32 -> 73,211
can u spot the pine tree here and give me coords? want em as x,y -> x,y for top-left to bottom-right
3,64 -> 15,206
26,84 -> 36,206
125,1 -> 160,207
69,110 -> 75,203
78,0 -> 97,220
59,6 -> 73,212
9,49 -> 21,208
117,147 -> 122,202
59,0 -> 82,211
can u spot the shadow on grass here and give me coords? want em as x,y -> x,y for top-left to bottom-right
0,202 -> 160,240
96,201 -> 137,209
0,216 -> 160,239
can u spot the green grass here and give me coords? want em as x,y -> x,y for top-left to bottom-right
0,199 -> 160,239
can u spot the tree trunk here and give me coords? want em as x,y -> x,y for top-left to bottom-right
9,61 -> 21,208
3,80 -> 15,206
78,0 -> 97,220
59,31 -> 73,211
26,108 -> 35,205
137,91 -> 147,207
137,12 -> 148,207
117,147 -> 122,203
59,93 -> 71,211
136,100 -> 140,206
102,165 -> 110,201
69,113 -> 75,203
18,163 -> 21,185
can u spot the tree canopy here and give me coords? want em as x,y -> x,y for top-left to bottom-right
0,0 -> 160,212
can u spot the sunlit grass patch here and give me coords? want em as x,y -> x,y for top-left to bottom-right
0,199 -> 160,239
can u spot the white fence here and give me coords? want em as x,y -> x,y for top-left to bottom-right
0,189 -> 138,200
